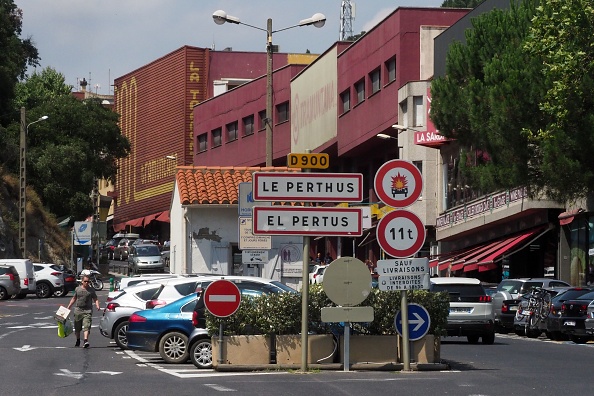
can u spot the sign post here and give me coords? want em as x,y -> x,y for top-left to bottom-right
203,280 -> 242,365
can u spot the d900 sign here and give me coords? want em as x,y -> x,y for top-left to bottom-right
287,153 -> 329,169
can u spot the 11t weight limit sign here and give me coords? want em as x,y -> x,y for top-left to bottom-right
376,210 -> 426,258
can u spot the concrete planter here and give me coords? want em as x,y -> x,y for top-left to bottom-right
212,335 -> 271,367
340,335 -> 399,364
397,334 -> 440,364
275,334 -> 336,364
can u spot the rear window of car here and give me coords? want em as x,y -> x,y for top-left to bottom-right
553,289 -> 591,301
497,280 -> 524,293
431,284 -> 486,301
173,281 -> 200,296
135,287 -> 161,301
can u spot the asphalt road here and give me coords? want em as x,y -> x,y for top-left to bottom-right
2,289 -> 594,396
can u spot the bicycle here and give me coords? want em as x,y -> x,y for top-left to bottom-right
516,288 -> 551,336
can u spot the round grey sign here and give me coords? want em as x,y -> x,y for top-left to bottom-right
322,257 -> 372,306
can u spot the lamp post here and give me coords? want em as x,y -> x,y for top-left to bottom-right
20,108 -> 48,258
213,10 -> 326,167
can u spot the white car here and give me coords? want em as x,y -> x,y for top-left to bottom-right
309,265 -> 327,284
430,277 -> 496,344
33,263 -> 64,298
107,273 -> 184,302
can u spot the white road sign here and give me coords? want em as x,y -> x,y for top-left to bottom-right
238,217 -> 271,250
376,209 -> 426,258
238,182 -> 271,217
241,250 -> 268,264
377,258 -> 430,291
253,172 -> 363,202
252,206 -> 363,236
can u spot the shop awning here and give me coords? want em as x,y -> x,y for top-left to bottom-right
143,212 -> 160,226
156,210 -> 170,223
126,217 -> 144,228
113,222 -> 126,232
429,259 -> 439,268
558,208 -> 584,226
476,225 -> 550,265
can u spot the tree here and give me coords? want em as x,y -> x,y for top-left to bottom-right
430,0 -> 550,197
0,0 -> 39,123
13,67 -> 72,110
524,0 -> 594,202
441,0 -> 483,8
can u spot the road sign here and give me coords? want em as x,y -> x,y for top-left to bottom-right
377,258 -> 430,291
238,182 -> 271,217
287,153 -> 329,169
394,304 -> 431,341
376,209 -> 426,258
253,172 -> 363,202
203,279 -> 241,318
322,257 -> 372,306
239,217 -> 271,249
73,221 -> 92,245
252,206 -> 363,236
321,306 -> 374,323
374,159 -> 423,208
241,250 -> 268,264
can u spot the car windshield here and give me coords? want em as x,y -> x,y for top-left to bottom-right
137,246 -> 161,256
553,289 -> 592,302
432,284 -> 485,300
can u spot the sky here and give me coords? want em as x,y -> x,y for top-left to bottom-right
15,0 -> 443,95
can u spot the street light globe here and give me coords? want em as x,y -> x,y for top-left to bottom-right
40,115 -> 49,121
213,10 -> 227,25
311,13 -> 326,28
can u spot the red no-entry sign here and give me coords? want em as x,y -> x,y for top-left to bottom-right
203,280 -> 241,318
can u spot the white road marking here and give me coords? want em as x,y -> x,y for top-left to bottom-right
204,383 -> 236,392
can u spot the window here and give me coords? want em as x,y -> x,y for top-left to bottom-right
413,161 -> 423,199
212,128 -> 222,148
355,79 -> 365,104
369,68 -> 380,94
413,96 -> 424,127
340,90 -> 350,114
276,102 -> 289,123
243,115 -> 254,136
400,100 -> 408,128
258,110 -> 267,130
226,121 -> 238,142
385,57 -> 396,83
197,133 -> 207,152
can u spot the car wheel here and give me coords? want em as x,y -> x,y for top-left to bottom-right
53,286 -> 67,297
190,338 -> 213,369
570,335 -> 588,344
467,335 -> 480,344
159,332 -> 189,364
0,286 -> 8,300
36,282 -> 52,299
114,321 -> 129,350
482,332 -> 496,345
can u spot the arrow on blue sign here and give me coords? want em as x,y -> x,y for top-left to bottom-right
394,303 -> 431,341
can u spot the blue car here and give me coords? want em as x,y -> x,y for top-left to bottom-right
127,293 -> 201,364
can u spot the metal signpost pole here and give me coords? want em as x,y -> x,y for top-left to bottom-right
301,150 -> 311,372
401,291 -> 410,371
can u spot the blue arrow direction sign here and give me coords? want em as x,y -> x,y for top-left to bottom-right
394,303 -> 431,341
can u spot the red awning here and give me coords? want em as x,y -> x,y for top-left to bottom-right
156,210 -> 170,223
478,263 -> 498,272
143,212 -> 161,226
450,243 -> 496,266
438,260 -> 452,271
464,263 -> 479,272
429,259 -> 439,268
113,222 -> 126,232
558,209 -> 584,226
126,217 -> 144,228
450,262 -> 465,271
476,226 -> 548,265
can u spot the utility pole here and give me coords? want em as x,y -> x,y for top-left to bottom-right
19,107 -> 26,258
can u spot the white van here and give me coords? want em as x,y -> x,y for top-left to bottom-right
0,259 -> 36,298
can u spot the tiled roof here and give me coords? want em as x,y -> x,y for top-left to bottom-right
176,166 -> 300,205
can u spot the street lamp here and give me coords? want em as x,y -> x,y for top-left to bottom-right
20,108 -> 49,258
213,10 -> 326,167
377,133 -> 397,140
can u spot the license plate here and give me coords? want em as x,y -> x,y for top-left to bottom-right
510,306 -> 518,311
564,321 -> 576,326
450,307 -> 471,313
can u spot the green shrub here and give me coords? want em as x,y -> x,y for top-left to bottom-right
206,286 -> 450,337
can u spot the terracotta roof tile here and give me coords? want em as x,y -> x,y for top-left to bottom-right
176,166 -> 300,205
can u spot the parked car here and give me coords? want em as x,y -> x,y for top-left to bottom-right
57,266 -> 78,297
127,244 -> 165,274
127,293 -> 200,363
0,259 -> 36,298
584,299 -> 594,338
309,265 -> 326,284
559,290 -> 594,344
545,287 -> 593,340
510,287 -> 571,337
114,238 -> 135,261
99,239 -> 118,260
131,239 -> 161,249
33,263 -> 64,298
106,273 -> 183,302
0,264 -> 20,300
99,282 -> 165,349
492,278 -> 570,330
430,277 -> 495,344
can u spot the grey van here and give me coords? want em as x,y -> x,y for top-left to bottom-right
128,244 -> 164,274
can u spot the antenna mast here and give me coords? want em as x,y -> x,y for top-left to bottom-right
340,0 -> 355,41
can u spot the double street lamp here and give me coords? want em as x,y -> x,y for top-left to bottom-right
212,10 -> 326,167
20,108 -> 48,258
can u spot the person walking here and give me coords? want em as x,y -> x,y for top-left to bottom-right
66,275 -> 100,348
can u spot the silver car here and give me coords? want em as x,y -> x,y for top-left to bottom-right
128,244 -> 165,274
0,265 -> 21,300
99,282 -> 163,349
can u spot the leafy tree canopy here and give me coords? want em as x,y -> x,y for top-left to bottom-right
524,0 -> 594,202
441,0 -> 483,8
430,0 -> 553,198
0,0 -> 39,123
3,68 -> 130,220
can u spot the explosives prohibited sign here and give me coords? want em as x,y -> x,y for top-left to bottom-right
374,160 -> 423,208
